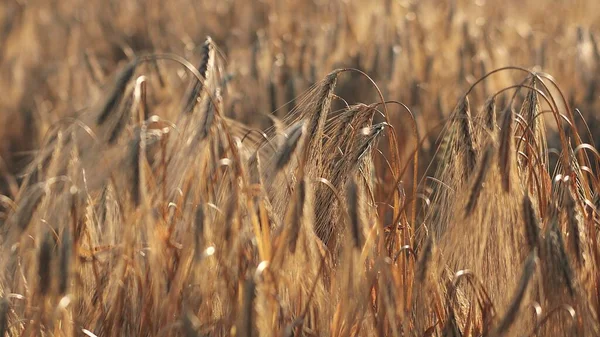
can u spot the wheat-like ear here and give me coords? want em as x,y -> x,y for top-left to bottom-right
38,230 -> 54,296
12,185 -> 45,236
465,143 -> 494,217
97,60 -> 137,125
416,235 -> 434,283
482,96 -> 497,132
492,250 -> 537,336
303,70 -> 339,167
58,225 -> 72,296
181,37 -> 215,115
346,177 -> 364,249
522,194 -> 540,252
498,108 -> 514,193
454,96 -> 477,175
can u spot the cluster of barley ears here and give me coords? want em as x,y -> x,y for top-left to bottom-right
1,1 -> 600,336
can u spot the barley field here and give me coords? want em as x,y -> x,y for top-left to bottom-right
0,0 -> 599,336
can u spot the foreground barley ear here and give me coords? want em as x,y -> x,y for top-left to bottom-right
465,142 -> 494,217
275,120 -> 306,172
97,60 -> 138,125
346,177 -> 364,249
492,250 -> 537,336
522,194 -> 540,251
39,230 -> 54,296
498,107 -> 514,193
482,96 -> 497,132
304,70 -> 340,165
456,96 -> 477,174
181,36 -> 215,115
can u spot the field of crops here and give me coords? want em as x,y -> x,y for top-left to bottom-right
0,0 -> 599,336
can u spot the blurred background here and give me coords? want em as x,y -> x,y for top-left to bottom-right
0,0 -> 599,193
